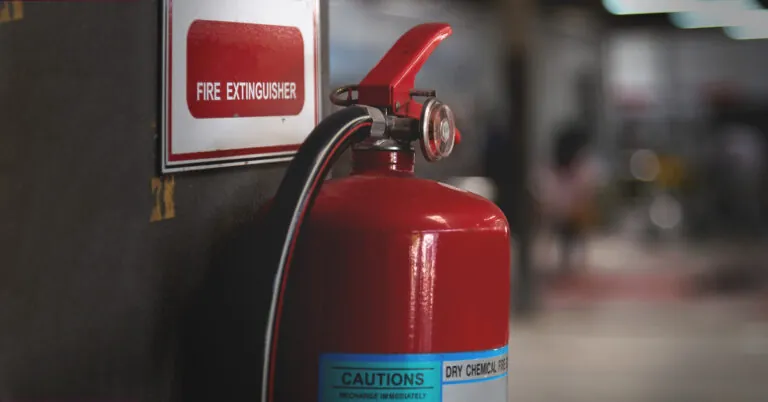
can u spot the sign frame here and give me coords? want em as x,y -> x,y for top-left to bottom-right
160,0 -> 322,173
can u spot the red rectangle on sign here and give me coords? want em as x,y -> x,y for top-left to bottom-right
186,20 -> 305,119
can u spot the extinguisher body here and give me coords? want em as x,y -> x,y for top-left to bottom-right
275,147 -> 511,401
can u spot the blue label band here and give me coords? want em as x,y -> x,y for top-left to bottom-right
319,346 -> 508,402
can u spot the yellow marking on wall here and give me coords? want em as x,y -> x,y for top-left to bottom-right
150,176 -> 176,222
162,175 -> 176,219
0,1 -> 24,23
150,178 -> 163,222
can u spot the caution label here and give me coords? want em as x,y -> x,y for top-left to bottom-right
319,346 -> 508,402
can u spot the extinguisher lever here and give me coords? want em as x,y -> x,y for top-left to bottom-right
329,23 -> 462,161
357,23 -> 452,115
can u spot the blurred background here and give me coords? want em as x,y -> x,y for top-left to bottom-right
328,1 -> 768,401
2,0 -> 768,401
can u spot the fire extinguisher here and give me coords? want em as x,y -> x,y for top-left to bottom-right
260,23 -> 510,402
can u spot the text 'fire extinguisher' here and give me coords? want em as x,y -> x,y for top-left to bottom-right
260,23 -> 511,402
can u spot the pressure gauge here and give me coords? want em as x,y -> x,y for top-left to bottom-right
419,97 -> 456,162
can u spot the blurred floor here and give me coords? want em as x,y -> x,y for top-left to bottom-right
508,300 -> 768,402
510,229 -> 768,401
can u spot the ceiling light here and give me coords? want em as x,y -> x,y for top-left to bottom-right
669,1 -> 763,29
724,23 -> 768,39
603,0 -> 698,15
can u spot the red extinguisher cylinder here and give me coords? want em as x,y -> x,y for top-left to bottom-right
262,22 -> 511,402
276,146 -> 510,401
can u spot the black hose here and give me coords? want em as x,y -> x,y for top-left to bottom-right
260,106 -> 373,402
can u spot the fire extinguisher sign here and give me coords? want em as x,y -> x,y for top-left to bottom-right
160,0 -> 320,172
319,346 -> 508,402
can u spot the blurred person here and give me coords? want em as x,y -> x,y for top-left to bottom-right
718,123 -> 766,236
483,117 -> 516,227
539,123 -> 600,275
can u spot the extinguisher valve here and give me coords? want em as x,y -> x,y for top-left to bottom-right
349,101 -> 456,162
328,22 -> 460,163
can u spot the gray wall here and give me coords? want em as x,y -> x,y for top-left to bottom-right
0,2 -> 293,400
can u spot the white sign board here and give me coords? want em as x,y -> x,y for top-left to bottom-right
161,0 -> 320,172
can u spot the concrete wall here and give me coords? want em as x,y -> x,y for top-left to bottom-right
0,2 -> 293,400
